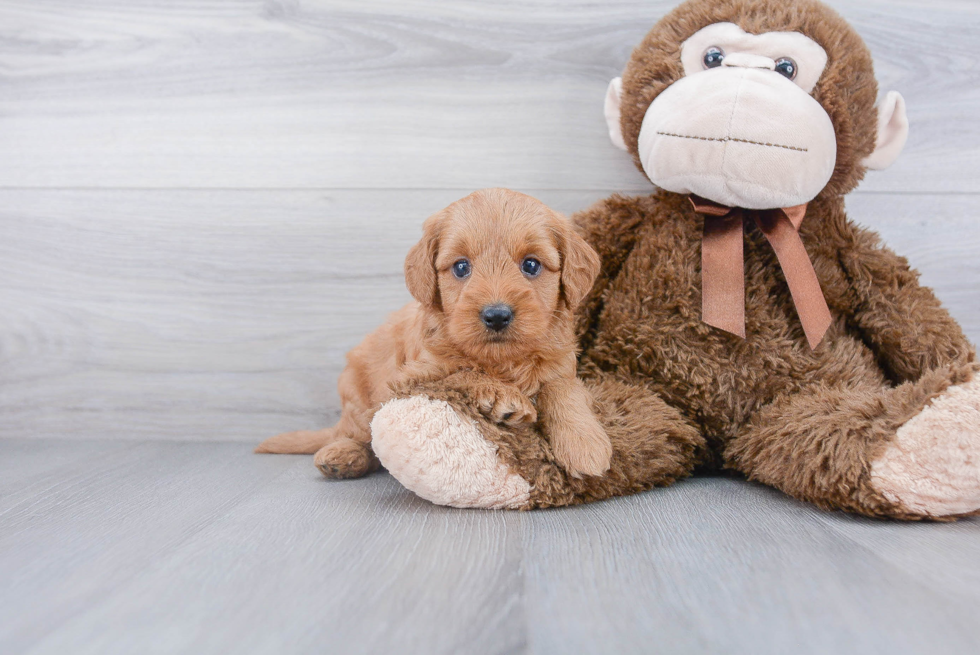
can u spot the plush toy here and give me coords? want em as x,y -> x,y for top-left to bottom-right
370,0 -> 980,519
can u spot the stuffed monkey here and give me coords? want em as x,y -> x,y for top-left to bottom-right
370,0 -> 980,519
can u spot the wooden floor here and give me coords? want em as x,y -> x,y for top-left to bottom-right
3,439 -> 980,655
1,1 -> 979,653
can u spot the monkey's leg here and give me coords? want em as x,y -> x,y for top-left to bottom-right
724,370 -> 980,520
371,372 -> 705,509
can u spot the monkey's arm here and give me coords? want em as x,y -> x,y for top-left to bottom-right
390,366 -> 537,428
839,225 -> 976,383
573,194 -> 654,349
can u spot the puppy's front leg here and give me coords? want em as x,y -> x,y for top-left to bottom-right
538,377 -> 612,478
443,370 -> 538,427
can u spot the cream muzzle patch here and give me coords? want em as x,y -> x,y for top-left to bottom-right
639,23 -> 836,209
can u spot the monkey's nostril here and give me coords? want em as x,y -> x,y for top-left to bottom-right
480,304 -> 513,332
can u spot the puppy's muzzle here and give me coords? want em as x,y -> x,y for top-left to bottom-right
480,304 -> 513,332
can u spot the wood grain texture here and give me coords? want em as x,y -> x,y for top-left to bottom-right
1,190 -> 976,443
2,3 -> 979,652
0,0 -> 978,191
0,440 -> 297,654
2,440 -> 979,655
0,440 -> 524,655
523,476 -> 980,654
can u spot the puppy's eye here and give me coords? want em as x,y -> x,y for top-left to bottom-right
703,46 -> 725,69
774,57 -> 797,80
520,257 -> 542,277
451,259 -> 471,279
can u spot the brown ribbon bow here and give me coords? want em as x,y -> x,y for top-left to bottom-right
690,195 -> 832,350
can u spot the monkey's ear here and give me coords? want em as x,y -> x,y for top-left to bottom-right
404,211 -> 445,310
862,91 -> 909,170
559,221 -> 601,310
604,77 -> 629,151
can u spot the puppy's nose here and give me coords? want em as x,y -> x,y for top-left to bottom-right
480,304 -> 513,332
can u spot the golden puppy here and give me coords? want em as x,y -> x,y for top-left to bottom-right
255,188 -> 611,479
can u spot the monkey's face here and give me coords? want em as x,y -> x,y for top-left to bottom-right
606,8 -> 909,209
638,23 -> 835,209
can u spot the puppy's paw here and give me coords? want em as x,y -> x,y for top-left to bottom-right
313,438 -> 378,479
474,383 -> 537,427
550,414 -> 613,478
439,370 -> 537,426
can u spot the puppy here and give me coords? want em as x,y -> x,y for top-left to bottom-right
255,188 -> 612,479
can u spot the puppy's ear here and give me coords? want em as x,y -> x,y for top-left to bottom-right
404,209 -> 446,309
557,216 -> 601,310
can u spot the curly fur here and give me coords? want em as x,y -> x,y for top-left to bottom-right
257,188 -> 612,479
379,0 -> 979,519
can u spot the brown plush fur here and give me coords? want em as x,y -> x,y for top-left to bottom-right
392,370 -> 706,509
390,0 -> 978,518
256,188 -> 612,479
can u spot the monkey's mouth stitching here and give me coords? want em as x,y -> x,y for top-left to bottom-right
657,131 -> 807,153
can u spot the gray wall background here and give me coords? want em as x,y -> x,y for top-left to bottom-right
2,0 -> 978,443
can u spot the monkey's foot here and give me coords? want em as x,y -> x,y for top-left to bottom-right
371,396 -> 531,509
871,377 -> 980,518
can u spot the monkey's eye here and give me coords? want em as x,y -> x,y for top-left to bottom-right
774,57 -> 798,80
520,257 -> 542,277
452,259 -> 471,279
702,46 -> 725,69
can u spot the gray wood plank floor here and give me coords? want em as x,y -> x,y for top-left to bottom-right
2,440 -> 980,655
2,1 -> 979,653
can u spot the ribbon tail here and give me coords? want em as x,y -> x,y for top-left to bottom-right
701,213 -> 746,339
757,211 -> 832,349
